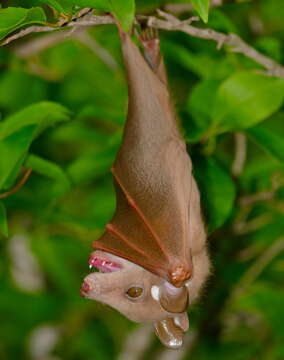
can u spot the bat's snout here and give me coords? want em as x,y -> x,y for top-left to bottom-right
80,281 -> 91,297
80,251 -> 124,299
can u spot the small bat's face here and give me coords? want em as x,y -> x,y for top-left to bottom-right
81,250 -> 171,322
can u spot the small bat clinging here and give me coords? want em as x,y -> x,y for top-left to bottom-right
81,26 -> 210,349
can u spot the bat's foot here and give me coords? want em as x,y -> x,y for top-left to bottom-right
139,27 -> 161,70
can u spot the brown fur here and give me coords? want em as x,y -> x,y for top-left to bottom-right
81,30 -> 210,348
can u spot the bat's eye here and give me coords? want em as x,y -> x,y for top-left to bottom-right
126,286 -> 143,299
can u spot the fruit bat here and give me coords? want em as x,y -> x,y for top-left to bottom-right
81,27 -> 210,349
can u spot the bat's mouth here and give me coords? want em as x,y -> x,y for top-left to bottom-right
80,251 -> 122,297
88,251 -> 122,273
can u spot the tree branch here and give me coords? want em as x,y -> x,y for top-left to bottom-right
226,237 -> 284,301
231,133 -> 247,176
2,10 -> 284,78
239,174 -> 284,207
0,169 -> 32,200
0,14 -> 113,46
117,324 -> 153,360
74,31 -> 118,69
148,10 -> 284,78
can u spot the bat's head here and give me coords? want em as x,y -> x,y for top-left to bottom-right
81,250 -> 173,322
81,246 -> 210,348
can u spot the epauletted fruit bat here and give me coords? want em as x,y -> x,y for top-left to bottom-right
81,27 -> 210,349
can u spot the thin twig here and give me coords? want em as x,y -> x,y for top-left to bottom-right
233,213 -> 274,235
239,191 -> 275,206
0,169 -> 32,200
232,133 -> 247,176
0,14 -> 113,46
12,29 -> 80,58
227,237 -> 284,300
148,10 -> 284,78
1,25 -> 56,46
13,27 -> 118,70
219,237 -> 284,339
233,173 -> 284,234
2,11 -> 284,78
239,174 -> 284,207
117,324 -> 153,360
74,31 -> 118,70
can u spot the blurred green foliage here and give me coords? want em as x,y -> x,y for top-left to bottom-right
0,0 -> 284,359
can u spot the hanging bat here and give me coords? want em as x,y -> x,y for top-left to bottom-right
81,27 -> 210,349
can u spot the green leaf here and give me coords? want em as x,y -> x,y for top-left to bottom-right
25,154 -> 71,196
0,71 -> 47,111
68,146 -> 117,184
0,102 -> 70,190
25,154 -> 69,183
162,41 -> 209,78
0,101 -> 70,140
109,0 -> 135,32
0,201 -> 8,237
31,233 -> 79,296
65,0 -> 135,31
186,79 -> 220,141
0,7 -> 27,30
247,124 -> 284,164
0,7 -> 46,41
28,0 -> 74,13
0,125 -> 37,190
194,156 -> 236,232
207,8 -> 237,33
212,73 -> 284,134
33,0 -> 66,13
255,36 -> 282,63
190,0 -> 210,23
64,0 -> 110,10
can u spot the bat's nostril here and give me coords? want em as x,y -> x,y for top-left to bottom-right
80,281 -> 91,297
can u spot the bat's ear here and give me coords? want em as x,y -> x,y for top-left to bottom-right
159,282 -> 189,313
153,315 -> 188,349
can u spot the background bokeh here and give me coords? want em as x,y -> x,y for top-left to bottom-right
1,0 -> 284,359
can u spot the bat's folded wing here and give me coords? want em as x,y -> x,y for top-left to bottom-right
93,33 -> 194,287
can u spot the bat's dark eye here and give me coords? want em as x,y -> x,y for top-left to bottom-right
126,286 -> 143,299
